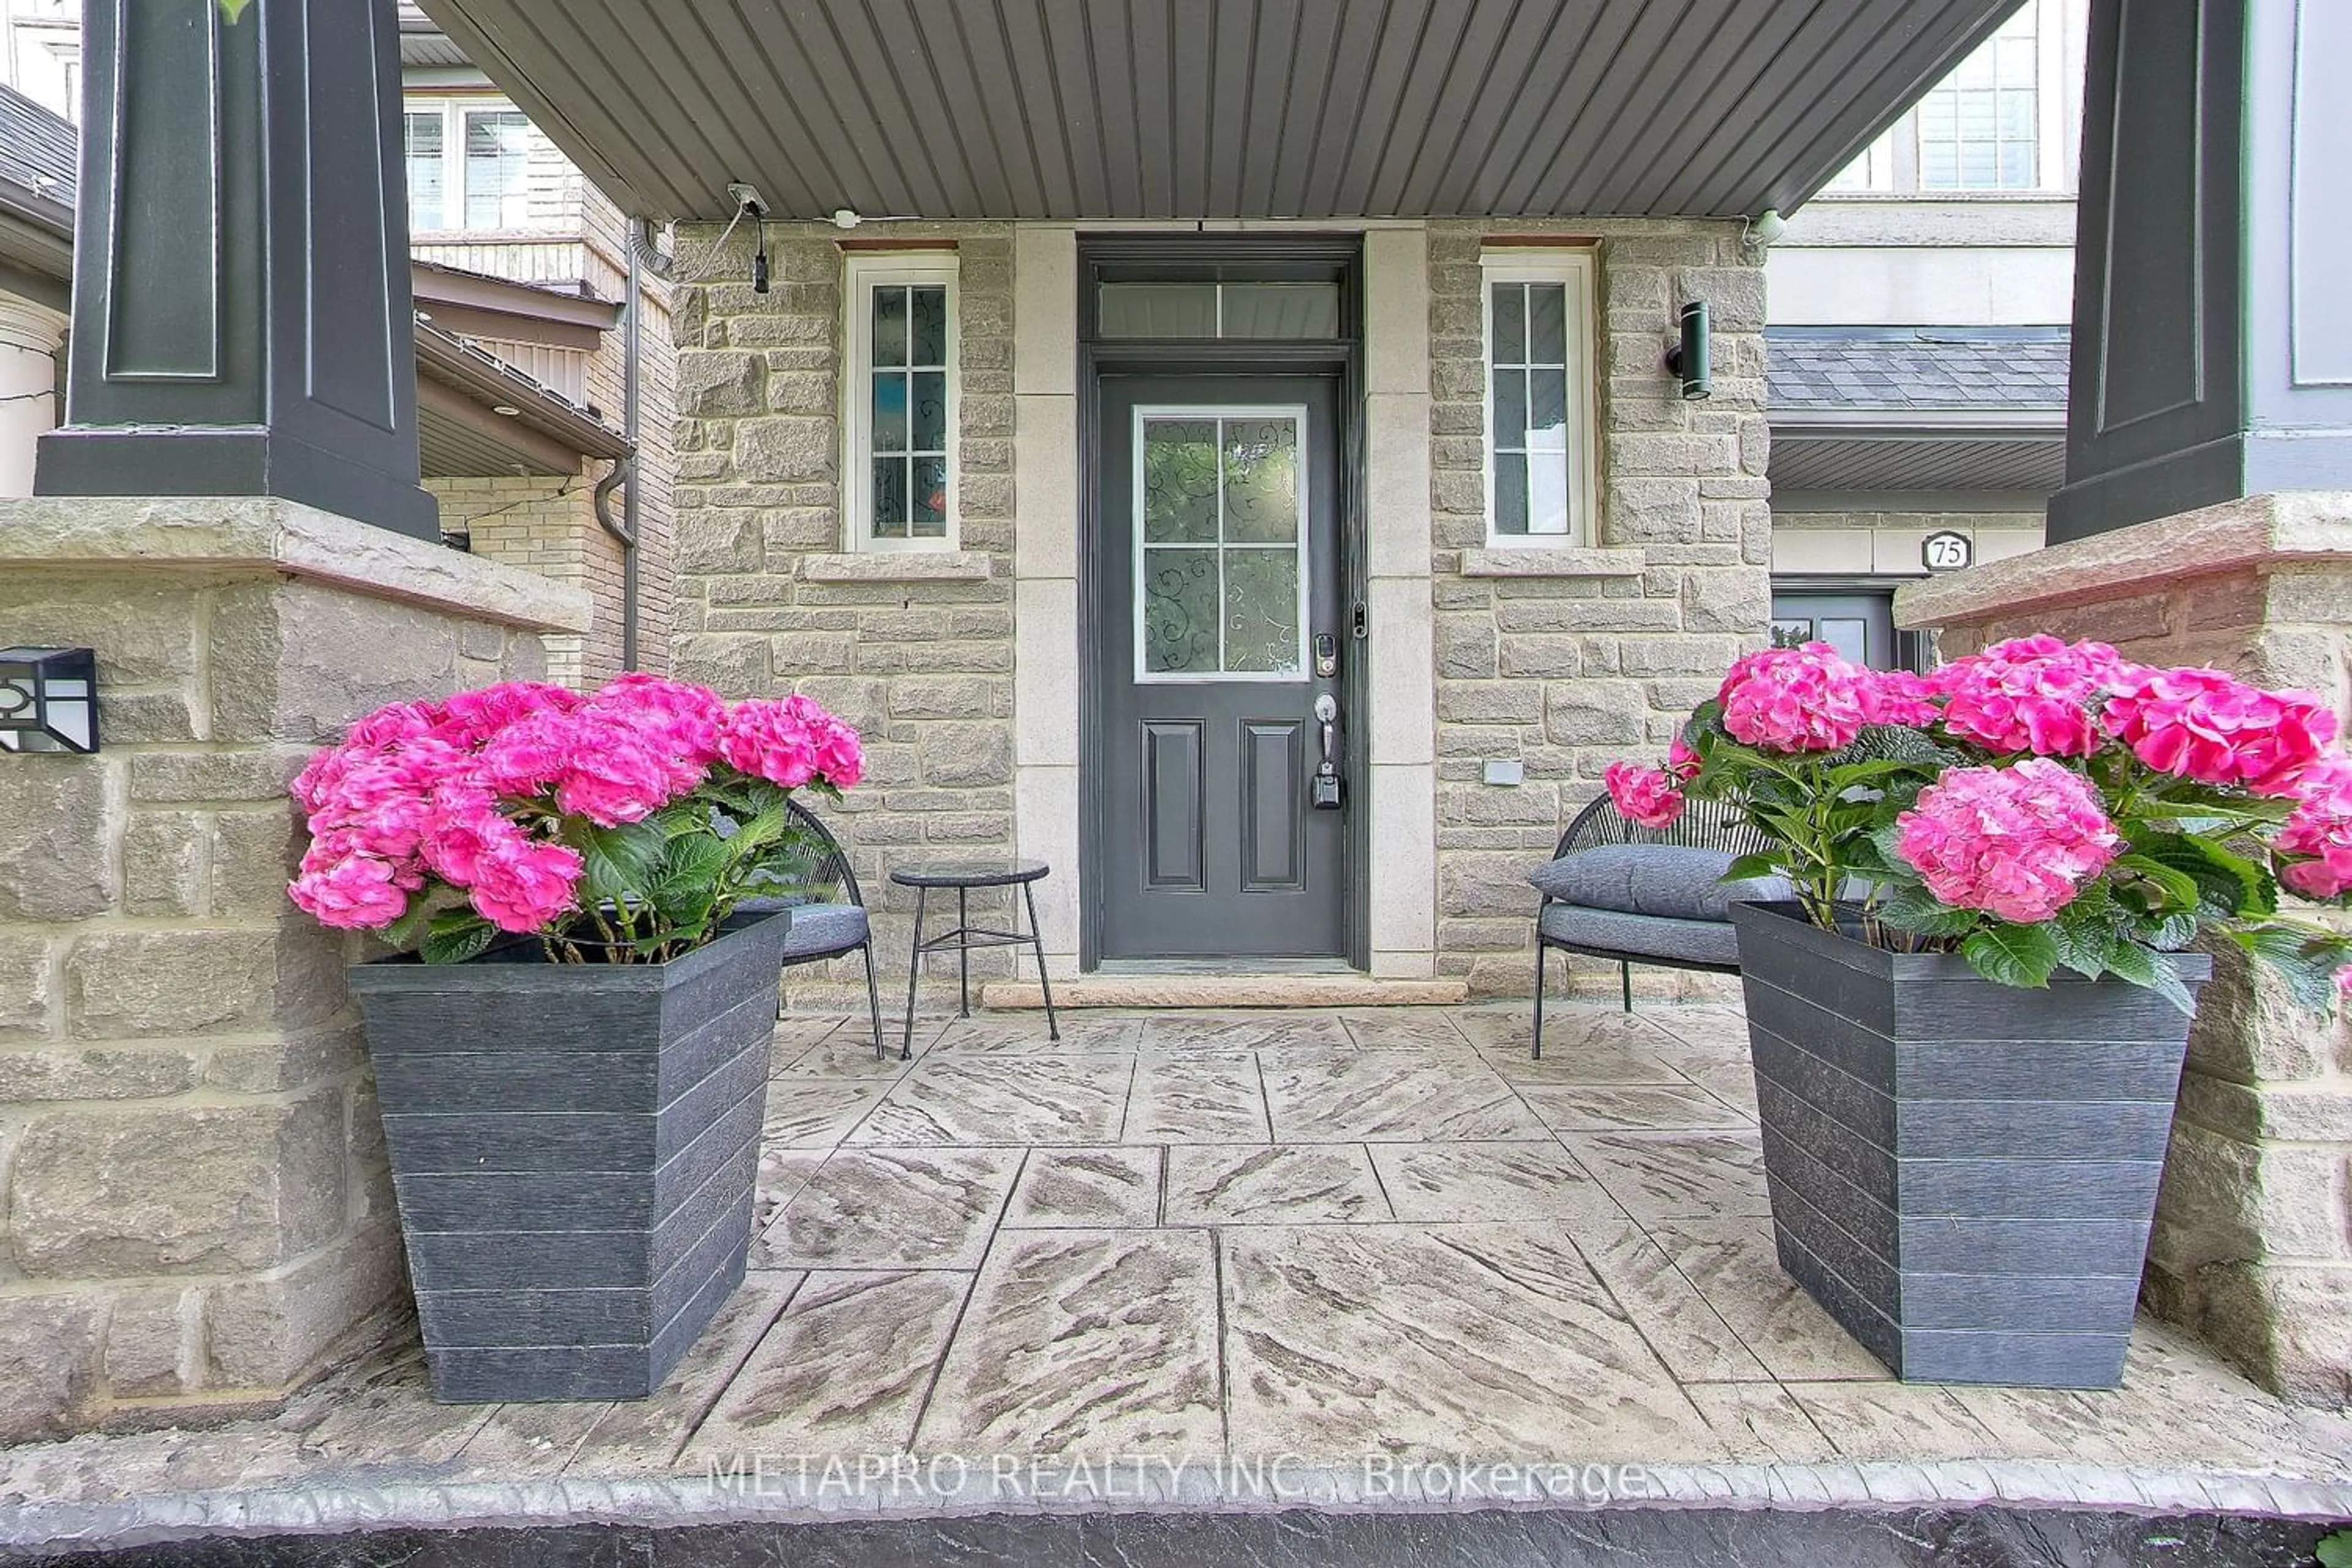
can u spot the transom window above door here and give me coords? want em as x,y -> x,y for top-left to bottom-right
1134,409 -> 1309,680
1480,248 -> 1597,545
844,251 -> 959,551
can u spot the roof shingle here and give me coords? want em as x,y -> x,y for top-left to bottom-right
1768,330 -> 2071,413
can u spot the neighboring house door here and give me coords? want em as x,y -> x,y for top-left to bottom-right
1091,375 -> 1348,961
1769,587 -> 1902,671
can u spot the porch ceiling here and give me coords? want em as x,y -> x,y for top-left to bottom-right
413,0 -> 2024,224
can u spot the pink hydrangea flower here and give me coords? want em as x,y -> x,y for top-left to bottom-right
2277,758 -> 2352,900
587,673 -> 725,791
1605,761 -> 1686,829
467,840 -> 584,932
1933,635 -> 2130,758
429,681 -> 582,748
288,853 -> 412,929
1894,758 -> 2122,924
1716,642 -> 1876,752
2102,666 -> 2340,796
1665,734 -> 1701,785
1865,669 -> 1942,728
2337,963 -> 2352,1004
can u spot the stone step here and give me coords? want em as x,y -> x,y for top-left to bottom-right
978,974 -> 1471,1009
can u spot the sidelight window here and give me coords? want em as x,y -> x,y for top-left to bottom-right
845,252 -> 958,550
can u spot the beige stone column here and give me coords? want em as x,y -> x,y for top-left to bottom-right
0,298 -> 67,500
1897,492 -> 2352,1406
0,497 -> 589,1439
1363,227 -> 1440,979
1011,225 -> 1082,979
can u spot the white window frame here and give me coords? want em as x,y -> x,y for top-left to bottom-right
1129,404 -> 1313,685
401,96 -> 540,235
1479,248 -> 1599,548
842,251 -> 960,554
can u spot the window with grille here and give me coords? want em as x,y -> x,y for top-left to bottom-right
1917,9 -> 2041,190
845,253 -> 959,550
1480,250 -> 1597,546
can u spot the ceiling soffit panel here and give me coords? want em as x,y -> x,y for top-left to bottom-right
417,0 -> 2025,223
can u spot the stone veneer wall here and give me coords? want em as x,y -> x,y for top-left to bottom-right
1899,496 -> 2352,1405
668,224 -> 1021,989
1426,221 -> 1772,994
0,499 -> 578,1439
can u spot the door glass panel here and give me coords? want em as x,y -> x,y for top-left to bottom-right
1770,617 -> 1815,649
1136,409 -> 1309,680
1142,549 -> 1219,674
1099,282 -> 1340,339
1142,420 -> 1220,543
1224,549 -> 1301,673
1221,419 -> 1298,543
1817,616 -> 1871,668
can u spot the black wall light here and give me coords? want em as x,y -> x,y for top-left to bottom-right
0,646 -> 99,753
1664,300 -> 1711,401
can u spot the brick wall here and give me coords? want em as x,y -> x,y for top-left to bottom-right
669,223 -> 1020,990
1426,221 -> 1773,993
430,475 -> 608,687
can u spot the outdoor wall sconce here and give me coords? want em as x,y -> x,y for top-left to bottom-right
0,646 -> 99,753
1665,300 -> 1712,400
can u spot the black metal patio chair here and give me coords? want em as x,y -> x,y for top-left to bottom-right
1529,794 -> 1777,1057
740,799 -> 885,1059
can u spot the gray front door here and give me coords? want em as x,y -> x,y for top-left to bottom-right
1093,375 -> 1348,961
1770,589 -> 1900,670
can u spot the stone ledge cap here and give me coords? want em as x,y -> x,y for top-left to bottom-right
1896,491 -> 2352,631
801,551 -> 993,583
1458,546 -> 1647,578
0,496 -> 593,634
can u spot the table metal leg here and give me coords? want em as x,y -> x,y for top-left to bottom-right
1023,880 -> 1059,1041
956,886 -> 970,1017
901,885 -> 927,1060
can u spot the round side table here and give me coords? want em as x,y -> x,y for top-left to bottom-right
888,861 -> 1061,1058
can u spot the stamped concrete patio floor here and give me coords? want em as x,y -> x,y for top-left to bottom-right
7,1003 -> 2352,1546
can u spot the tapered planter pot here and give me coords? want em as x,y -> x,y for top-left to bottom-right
1728,902 -> 2209,1389
348,910 -> 793,1403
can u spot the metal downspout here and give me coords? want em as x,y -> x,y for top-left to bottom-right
592,221 -> 666,671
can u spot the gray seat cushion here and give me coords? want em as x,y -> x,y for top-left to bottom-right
1528,843 -> 1789,922
737,899 -> 869,958
1538,903 -> 1741,966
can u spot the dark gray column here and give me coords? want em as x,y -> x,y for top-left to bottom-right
32,0 -> 436,541
2049,0 -> 2352,544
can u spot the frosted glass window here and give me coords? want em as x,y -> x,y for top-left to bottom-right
867,284 -> 951,540
1136,411 -> 1307,680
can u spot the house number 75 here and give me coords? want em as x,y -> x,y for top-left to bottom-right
1921,531 -> 1972,572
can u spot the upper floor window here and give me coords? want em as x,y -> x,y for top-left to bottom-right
402,99 -> 541,233
1817,0 -> 2079,197
1480,249 -> 1597,546
843,252 -> 958,551
1918,9 -> 2040,190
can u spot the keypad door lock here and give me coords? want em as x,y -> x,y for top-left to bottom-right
1311,693 -> 1343,810
1313,632 -> 1340,679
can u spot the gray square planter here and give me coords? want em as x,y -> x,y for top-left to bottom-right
348,910 -> 794,1403
1728,901 -> 2209,1389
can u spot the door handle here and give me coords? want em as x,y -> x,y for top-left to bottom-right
1311,694 -> 1343,810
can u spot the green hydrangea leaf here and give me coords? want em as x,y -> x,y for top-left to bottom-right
1961,924 -> 2060,989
